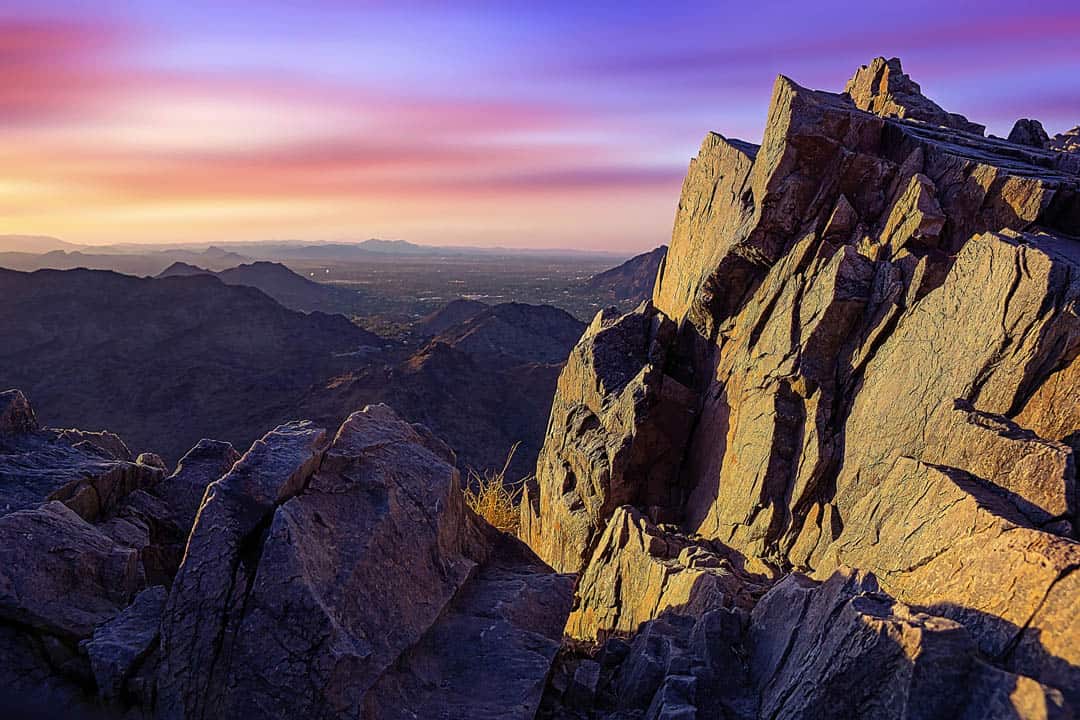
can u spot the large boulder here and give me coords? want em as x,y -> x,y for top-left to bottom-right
158,405 -> 572,720
566,506 -> 762,642
521,304 -> 696,574
817,457 -> 1080,706
844,56 -> 985,135
0,501 -> 145,639
156,420 -> 328,720
749,569 -> 1070,720
0,391 -> 163,521
153,437 -> 241,533
1009,119 -> 1051,148
0,389 -> 37,433
364,533 -> 573,719
83,585 -> 167,701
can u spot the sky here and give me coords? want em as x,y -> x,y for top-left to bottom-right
2,1 -> 1078,252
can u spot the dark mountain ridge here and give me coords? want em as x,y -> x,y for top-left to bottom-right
0,267 -> 379,462
584,245 -> 667,304
158,260 -> 367,314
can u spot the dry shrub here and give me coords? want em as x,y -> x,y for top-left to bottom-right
463,442 -> 524,535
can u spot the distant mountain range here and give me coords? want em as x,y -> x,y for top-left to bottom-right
158,260 -> 367,314
0,235 -> 82,253
0,235 -> 629,264
0,245 -> 251,276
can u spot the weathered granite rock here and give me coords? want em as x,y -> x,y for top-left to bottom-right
156,405 -> 572,720
521,303 -> 696,573
543,605 -> 755,720
156,419 -> 327,720
830,229 -> 1079,535
844,56 -> 985,135
566,506 -> 762,641
135,452 -> 167,471
525,58 -> 1080,713
648,71 -> 1079,564
653,133 -> 758,328
83,585 -> 166,701
749,569 -> 1071,720
0,392 -> 163,521
0,501 -> 144,639
1010,119 -> 1052,148
1049,126 -> 1080,155
815,457 -> 1080,706
59,428 -> 133,462
0,388 -> 37,433
153,438 -> 241,533
364,533 -> 573,719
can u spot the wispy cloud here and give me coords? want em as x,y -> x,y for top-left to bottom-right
1,2 -> 1077,250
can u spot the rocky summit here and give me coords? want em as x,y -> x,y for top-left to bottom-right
526,56 -> 1079,718
1,57 -> 1078,719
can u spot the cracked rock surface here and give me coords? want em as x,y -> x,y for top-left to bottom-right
527,56 -> 1079,718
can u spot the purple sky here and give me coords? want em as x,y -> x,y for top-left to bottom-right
2,1 -> 1078,251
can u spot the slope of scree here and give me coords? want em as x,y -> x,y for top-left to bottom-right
525,56 -> 1080,719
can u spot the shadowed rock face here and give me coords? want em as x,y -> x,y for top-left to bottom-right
526,57 -> 1080,717
155,404 -> 572,720
1,395 -> 573,719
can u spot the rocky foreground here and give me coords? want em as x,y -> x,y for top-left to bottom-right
1,57 -> 1078,719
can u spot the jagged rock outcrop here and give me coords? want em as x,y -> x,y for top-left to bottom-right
520,304 -> 697,572
525,57 -> 1080,716
1010,119 -> 1052,148
545,568 -> 1071,719
0,388 -> 37,433
156,420 -> 329,720
748,570 -> 1070,720
566,506 -> 763,642
153,438 -> 241,533
1,389 -> 165,522
1,393 -> 573,718
83,586 -> 167,701
0,501 -> 146,639
1050,126 -> 1080,155
155,404 -> 571,720
844,56 -> 985,135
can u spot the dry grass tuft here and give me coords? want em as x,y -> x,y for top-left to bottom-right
463,442 -> 523,535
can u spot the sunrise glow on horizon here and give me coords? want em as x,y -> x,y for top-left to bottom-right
3,1 -> 1078,252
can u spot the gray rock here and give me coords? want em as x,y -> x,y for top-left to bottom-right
1009,118 -> 1051,148
83,585 -> 166,700
0,389 -> 38,433
521,303 -> 696,573
0,501 -> 144,638
153,438 -> 241,533
156,420 -> 327,720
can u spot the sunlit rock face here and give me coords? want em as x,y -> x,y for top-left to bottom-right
528,57 -> 1080,718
